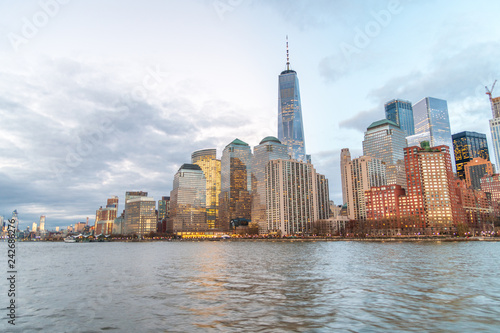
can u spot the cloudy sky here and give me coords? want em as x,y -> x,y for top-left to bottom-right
1,0 -> 500,229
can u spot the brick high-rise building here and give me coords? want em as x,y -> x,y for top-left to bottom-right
464,157 -> 494,190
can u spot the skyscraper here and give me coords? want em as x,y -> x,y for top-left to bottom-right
404,142 -> 460,232
452,131 -> 489,180
464,157 -> 494,190
266,159 -> 327,235
192,149 -> 221,229
251,136 -> 289,233
362,119 -> 407,187
277,38 -> 306,161
345,156 -> 386,220
408,97 -> 453,153
488,94 -> 500,167
340,148 -> 351,205
384,99 -> 415,136
124,191 -> 156,236
169,164 -> 207,233
95,196 -> 118,235
219,138 -> 253,230
39,215 -> 45,232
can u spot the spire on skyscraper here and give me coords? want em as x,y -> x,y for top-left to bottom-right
286,35 -> 290,71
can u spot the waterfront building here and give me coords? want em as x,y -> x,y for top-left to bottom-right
219,139 -> 252,230
408,97 -> 453,154
340,148 -> 351,205
316,173 -> 330,220
39,216 -> 45,232
124,191 -> 156,236
454,179 -> 493,233
251,136 -> 289,233
464,158 -> 494,190
265,159 -> 326,235
452,131 -> 489,180
32,222 -> 37,233
384,99 -> 415,136
169,164 -> 207,233
481,174 -> 500,202
365,185 -> 406,235
278,38 -> 306,161
345,156 -> 386,220
95,196 -> 118,235
362,119 -> 407,187
403,142 -> 460,232
191,149 -> 221,229
157,196 -> 170,221
490,117 -> 500,168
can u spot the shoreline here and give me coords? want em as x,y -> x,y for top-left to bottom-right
14,236 -> 500,243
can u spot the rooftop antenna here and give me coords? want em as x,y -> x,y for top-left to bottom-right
286,35 -> 290,71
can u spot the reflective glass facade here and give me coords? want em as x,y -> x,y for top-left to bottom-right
278,69 -> 306,161
452,131 -> 489,180
384,99 -> 415,136
490,118 -> 500,168
170,164 -> 207,232
192,149 -> 221,229
251,136 -> 289,233
363,119 -> 407,187
412,97 -> 453,152
124,196 -> 156,236
219,139 -> 252,230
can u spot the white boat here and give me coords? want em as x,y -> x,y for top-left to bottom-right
64,236 -> 76,243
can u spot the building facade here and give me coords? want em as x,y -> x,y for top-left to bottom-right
464,157 -> 494,190
251,136 -> 289,233
124,196 -> 156,236
265,159 -> 326,235
340,148 -> 351,205
362,119 -> 407,187
452,131 -> 489,180
95,196 -> 118,235
346,156 -> 386,221
277,39 -> 306,161
384,99 -> 414,136
481,174 -> 500,202
169,164 -> 207,233
219,139 -> 253,230
404,142 -> 460,232
490,117 -> 500,168
192,149 -> 221,229
408,97 -> 453,154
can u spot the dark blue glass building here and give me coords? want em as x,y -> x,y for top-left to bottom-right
384,99 -> 415,136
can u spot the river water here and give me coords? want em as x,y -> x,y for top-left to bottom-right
2,240 -> 500,332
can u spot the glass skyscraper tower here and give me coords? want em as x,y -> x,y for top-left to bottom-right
407,97 -> 453,155
451,131 -> 489,180
363,119 -> 407,187
278,38 -> 306,161
384,99 -> 415,136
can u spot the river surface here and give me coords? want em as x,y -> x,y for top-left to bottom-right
2,240 -> 500,332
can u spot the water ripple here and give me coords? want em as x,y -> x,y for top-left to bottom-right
2,241 -> 500,332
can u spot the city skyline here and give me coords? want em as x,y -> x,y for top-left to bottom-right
1,1 -> 500,228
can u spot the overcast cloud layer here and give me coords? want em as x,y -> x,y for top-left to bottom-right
1,0 -> 500,229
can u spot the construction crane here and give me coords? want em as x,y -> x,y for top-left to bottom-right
486,80 -> 497,101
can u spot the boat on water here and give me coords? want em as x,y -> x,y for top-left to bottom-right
64,236 -> 76,243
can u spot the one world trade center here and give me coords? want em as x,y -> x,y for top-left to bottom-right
277,37 -> 306,162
